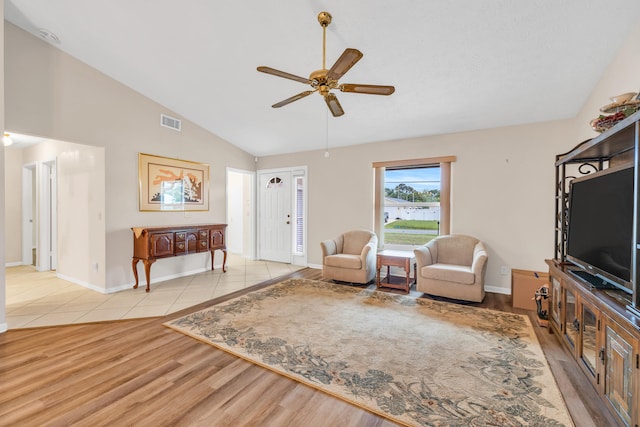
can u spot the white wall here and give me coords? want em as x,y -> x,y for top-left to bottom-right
227,170 -> 244,254
226,169 -> 256,258
57,143 -> 105,287
4,22 -> 256,292
17,140 -> 106,289
4,146 -> 22,264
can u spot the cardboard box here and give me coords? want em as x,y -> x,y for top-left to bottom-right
511,268 -> 549,311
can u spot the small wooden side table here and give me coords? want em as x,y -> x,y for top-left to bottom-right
376,249 -> 417,293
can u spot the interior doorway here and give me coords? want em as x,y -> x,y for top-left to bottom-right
226,168 -> 255,259
21,164 -> 36,266
22,160 -> 57,271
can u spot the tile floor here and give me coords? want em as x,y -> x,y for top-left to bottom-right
5,254 -> 304,329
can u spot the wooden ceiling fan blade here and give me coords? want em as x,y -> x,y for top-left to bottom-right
340,83 -> 395,95
326,48 -> 363,81
324,93 -> 344,117
257,66 -> 311,84
272,90 -> 315,108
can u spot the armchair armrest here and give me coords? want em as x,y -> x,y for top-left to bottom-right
360,241 -> 376,265
414,244 -> 435,269
320,240 -> 337,258
471,242 -> 488,276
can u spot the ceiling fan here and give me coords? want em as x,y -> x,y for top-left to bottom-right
257,11 -> 395,117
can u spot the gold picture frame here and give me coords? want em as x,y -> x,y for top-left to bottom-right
138,153 -> 209,211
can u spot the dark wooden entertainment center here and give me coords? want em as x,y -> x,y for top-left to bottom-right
131,224 -> 227,292
550,111 -> 640,427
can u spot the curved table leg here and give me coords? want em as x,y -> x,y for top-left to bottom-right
142,259 -> 156,292
132,258 -> 140,289
222,249 -> 227,273
211,249 -> 228,273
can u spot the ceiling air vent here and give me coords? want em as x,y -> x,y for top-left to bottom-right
160,114 -> 181,131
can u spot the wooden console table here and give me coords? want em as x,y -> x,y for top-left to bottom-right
131,224 -> 227,292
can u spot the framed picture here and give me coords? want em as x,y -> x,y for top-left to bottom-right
138,153 -> 209,211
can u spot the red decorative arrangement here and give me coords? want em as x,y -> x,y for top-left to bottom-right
590,91 -> 640,132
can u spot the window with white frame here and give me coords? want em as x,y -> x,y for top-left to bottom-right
383,165 -> 441,246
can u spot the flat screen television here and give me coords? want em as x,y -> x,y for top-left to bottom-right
566,162 -> 634,294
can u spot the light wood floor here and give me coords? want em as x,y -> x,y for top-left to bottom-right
0,268 -> 617,426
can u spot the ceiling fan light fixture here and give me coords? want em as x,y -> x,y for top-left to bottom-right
3,133 -> 13,147
38,28 -> 60,43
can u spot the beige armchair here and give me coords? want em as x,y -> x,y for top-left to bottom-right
413,234 -> 488,302
321,230 -> 378,284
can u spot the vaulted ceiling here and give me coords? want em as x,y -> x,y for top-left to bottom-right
5,1 -> 640,156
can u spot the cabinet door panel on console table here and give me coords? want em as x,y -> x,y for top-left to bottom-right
132,224 -> 227,292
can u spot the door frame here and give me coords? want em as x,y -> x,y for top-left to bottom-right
257,166 -> 307,265
43,160 -> 57,270
21,163 -> 36,266
22,159 -> 57,271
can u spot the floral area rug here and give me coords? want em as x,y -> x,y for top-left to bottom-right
164,278 -> 573,426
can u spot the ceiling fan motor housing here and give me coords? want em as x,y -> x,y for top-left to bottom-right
309,69 -> 337,95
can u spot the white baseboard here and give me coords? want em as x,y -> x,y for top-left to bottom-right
120,267 -> 210,293
56,272 -> 109,294
307,263 -> 322,270
485,285 -> 511,295
0,322 -> 7,334
113,267 -> 215,294
5,261 -> 24,268
57,266 -> 222,294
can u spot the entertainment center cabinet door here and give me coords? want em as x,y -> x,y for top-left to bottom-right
578,300 -> 602,391
550,275 -> 562,331
563,287 -> 579,353
603,318 -> 639,427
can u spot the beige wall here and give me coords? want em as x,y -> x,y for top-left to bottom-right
258,119 -> 575,291
258,20 -> 640,293
1,0 -> 6,331
573,22 -> 640,142
4,22 -> 256,292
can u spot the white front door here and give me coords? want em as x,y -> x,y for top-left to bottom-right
258,171 -> 291,263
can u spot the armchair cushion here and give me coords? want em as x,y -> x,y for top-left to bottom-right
324,254 -> 362,270
421,264 -> 475,285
